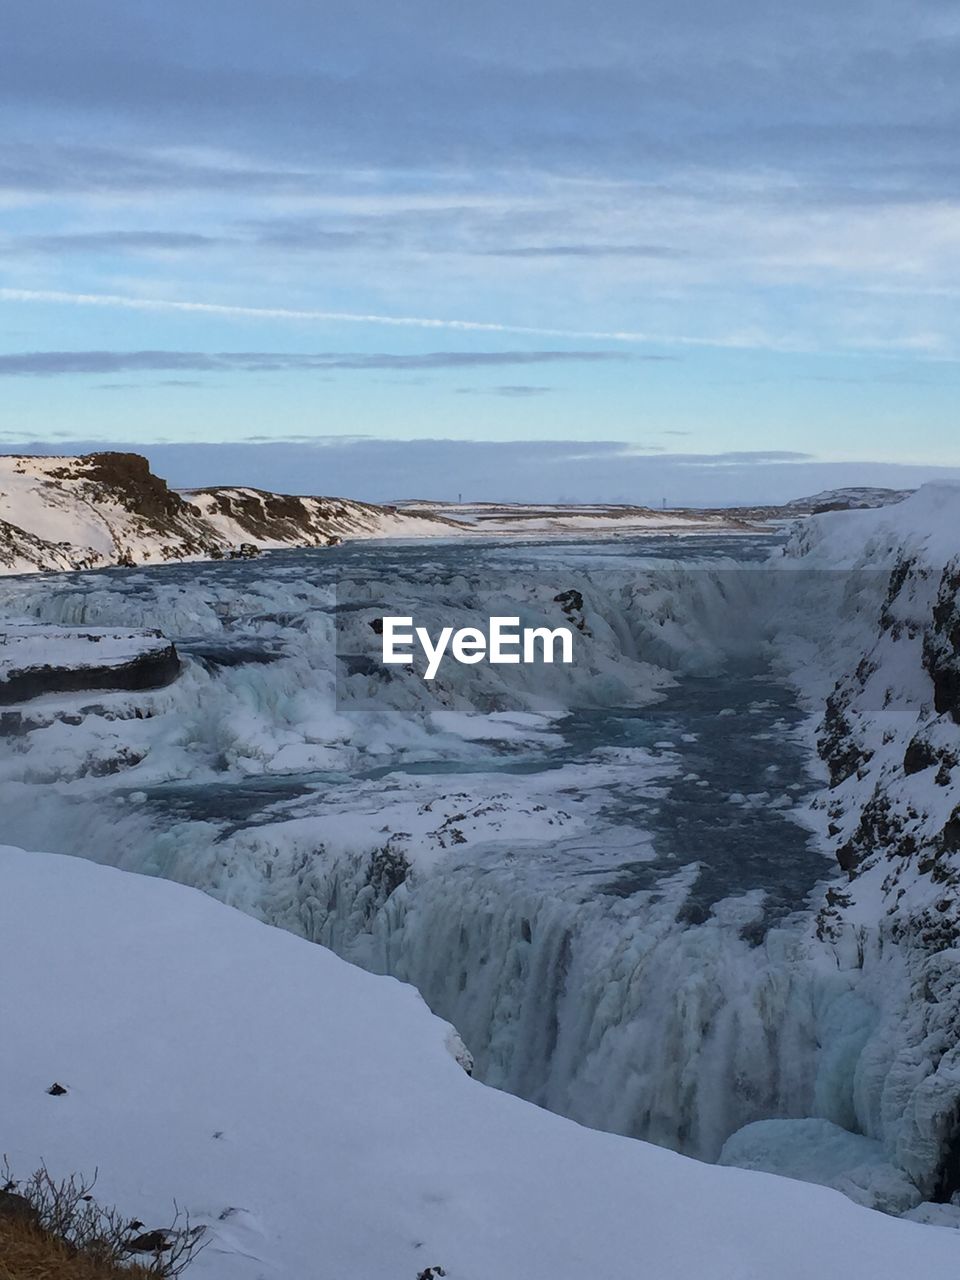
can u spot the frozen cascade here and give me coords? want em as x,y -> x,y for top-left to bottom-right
0,530 -> 955,1215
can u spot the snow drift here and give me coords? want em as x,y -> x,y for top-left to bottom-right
2,843 -> 956,1280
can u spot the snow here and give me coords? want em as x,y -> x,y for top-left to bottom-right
2,842 -> 957,1280
184,486 -> 455,547
0,455 -> 459,577
780,487 -> 914,513
397,499 -> 758,536
0,623 -> 171,683
0,456 -> 120,556
781,480 -> 960,571
0,546 -> 908,1176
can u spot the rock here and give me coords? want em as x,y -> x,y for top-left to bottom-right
0,1189 -> 40,1227
124,1228 -> 172,1253
0,628 -> 181,705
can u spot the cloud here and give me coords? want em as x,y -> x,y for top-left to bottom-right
0,287 -> 808,352
0,3 -> 955,194
0,349 -> 631,377
456,384 -> 554,397
0,0 -> 957,406
9,230 -> 223,254
1,435 -> 957,507
0,142 -> 315,197
481,244 -> 688,259
95,378 -> 208,390
0,287 -> 648,343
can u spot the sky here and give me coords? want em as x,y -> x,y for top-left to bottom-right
0,0 -> 958,503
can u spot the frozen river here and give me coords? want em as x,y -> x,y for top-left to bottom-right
0,531 -> 847,1167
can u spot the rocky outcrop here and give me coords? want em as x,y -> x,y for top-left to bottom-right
0,626 -> 181,705
814,553 -> 960,949
924,562 -> 960,723
782,490 -> 960,1201
0,452 -> 222,572
0,453 -> 456,576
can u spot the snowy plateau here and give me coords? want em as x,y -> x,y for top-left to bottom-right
2,461 -> 960,1278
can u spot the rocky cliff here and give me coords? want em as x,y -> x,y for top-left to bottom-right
0,452 -> 452,574
784,486 -> 960,1200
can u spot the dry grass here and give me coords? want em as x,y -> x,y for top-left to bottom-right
0,1214 -> 158,1279
0,1163 -> 204,1279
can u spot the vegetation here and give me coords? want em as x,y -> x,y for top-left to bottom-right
0,1163 -> 203,1279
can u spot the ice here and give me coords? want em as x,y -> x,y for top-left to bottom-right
719,1119 -> 923,1215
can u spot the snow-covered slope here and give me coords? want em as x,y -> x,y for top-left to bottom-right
0,454 -> 456,576
5,453 -> 900,580
0,452 -> 222,572
2,842 -> 956,1280
185,485 -> 457,547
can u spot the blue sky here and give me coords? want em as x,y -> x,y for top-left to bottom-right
0,1 -> 958,501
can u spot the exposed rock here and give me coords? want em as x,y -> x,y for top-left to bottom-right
923,561 -> 960,723
554,588 -> 590,634
0,627 -> 181,705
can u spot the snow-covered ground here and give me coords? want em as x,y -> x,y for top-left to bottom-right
3,842 -> 958,1280
396,499 -> 761,535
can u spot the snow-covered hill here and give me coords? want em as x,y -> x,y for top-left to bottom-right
397,498 -> 765,534
781,486 -> 914,514
0,453 -> 455,575
185,485 -> 456,548
2,842 -> 956,1280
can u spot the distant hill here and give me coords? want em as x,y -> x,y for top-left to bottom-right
780,486 -> 915,514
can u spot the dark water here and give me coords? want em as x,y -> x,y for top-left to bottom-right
563,669 -> 823,929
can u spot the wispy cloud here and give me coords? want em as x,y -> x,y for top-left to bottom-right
8,230 -> 221,254
0,287 -> 797,351
0,349 -> 633,376
456,384 -> 554,397
0,287 -> 650,342
481,244 -> 688,259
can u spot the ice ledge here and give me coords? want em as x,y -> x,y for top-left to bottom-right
0,624 -> 180,704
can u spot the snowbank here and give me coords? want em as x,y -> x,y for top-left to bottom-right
2,843 -> 956,1280
783,481 -> 960,571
